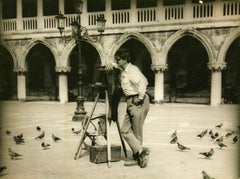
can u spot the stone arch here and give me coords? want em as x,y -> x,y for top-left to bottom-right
108,32 -> 155,63
161,29 -> 215,64
107,32 -> 155,86
0,43 -> 17,100
21,38 -> 58,69
61,39 -> 105,67
0,42 -> 18,69
64,39 -> 104,101
218,27 -> 240,63
25,40 -> 57,101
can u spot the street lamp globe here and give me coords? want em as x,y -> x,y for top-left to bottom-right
55,11 -> 67,36
96,14 -> 107,33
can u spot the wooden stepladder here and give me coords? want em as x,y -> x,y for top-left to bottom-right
74,84 -> 127,168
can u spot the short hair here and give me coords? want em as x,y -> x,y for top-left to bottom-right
114,48 -> 131,62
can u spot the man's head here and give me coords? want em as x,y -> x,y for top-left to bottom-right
114,48 -> 131,69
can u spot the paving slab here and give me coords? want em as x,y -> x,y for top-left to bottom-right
0,101 -> 239,179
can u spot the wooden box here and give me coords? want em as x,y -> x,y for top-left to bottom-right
90,144 -> 121,163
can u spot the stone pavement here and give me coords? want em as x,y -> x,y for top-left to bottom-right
0,101 -> 239,179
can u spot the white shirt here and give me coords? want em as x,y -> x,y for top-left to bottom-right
120,63 -> 148,99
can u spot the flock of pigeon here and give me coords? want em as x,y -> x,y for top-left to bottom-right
0,125 -> 65,176
169,123 -> 240,179
0,121 -> 239,178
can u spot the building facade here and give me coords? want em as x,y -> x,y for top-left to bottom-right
0,0 -> 240,105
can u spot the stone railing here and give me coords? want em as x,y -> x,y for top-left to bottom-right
1,1 -> 239,38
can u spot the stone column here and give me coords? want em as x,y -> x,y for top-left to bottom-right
37,0 -> 43,29
56,66 -> 71,103
151,64 -> 168,104
17,0 -> 23,30
59,0 -> 64,13
207,62 -> 226,106
130,0 -> 137,23
14,68 -> 27,101
105,0 -> 111,24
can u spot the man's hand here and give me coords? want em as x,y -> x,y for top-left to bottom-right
105,61 -> 119,71
132,97 -> 143,106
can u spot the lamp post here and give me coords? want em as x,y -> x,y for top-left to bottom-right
55,0 -> 106,121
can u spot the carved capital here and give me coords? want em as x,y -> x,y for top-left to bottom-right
151,64 -> 168,73
14,67 -> 28,75
55,66 -> 71,73
207,62 -> 226,72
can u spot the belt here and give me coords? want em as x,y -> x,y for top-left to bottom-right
125,94 -> 138,100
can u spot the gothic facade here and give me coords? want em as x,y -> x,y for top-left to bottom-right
0,0 -> 240,105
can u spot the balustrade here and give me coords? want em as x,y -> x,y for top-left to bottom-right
1,1 -> 239,34
165,5 -> 183,20
223,1 -> 240,16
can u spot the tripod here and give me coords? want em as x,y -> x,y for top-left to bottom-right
74,84 -> 127,167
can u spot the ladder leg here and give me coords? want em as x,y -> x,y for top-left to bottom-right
74,93 -> 100,160
105,90 -> 111,168
116,119 -> 128,157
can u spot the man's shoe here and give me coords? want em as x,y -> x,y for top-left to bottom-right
139,148 -> 150,168
124,159 -> 138,166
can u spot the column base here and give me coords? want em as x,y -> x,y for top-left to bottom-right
72,111 -> 87,122
153,100 -> 164,104
18,98 -> 26,102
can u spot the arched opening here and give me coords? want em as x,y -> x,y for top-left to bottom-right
118,38 -> 154,85
116,38 -> 154,101
165,35 -> 210,104
68,42 -> 101,101
222,36 -> 240,104
0,46 -> 16,100
26,43 -> 57,101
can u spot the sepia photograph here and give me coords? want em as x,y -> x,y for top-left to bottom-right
0,0 -> 240,178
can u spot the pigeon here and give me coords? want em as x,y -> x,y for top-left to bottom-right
0,166 -> 7,173
170,136 -> 178,144
13,136 -> 25,144
35,131 -> 45,140
199,148 -> 214,159
232,136 -> 238,144
13,133 -> 25,144
171,130 -> 177,138
8,148 -> 22,160
52,134 -> 62,142
177,142 -> 190,151
36,126 -> 41,131
197,129 -> 208,138
202,129 -> 208,135
197,133 -> 204,138
5,130 -> 11,135
215,136 -> 223,143
214,132 -> 219,137
208,129 -> 213,135
72,129 -> 82,135
210,134 -> 218,140
215,123 -> 223,128
225,130 -> 234,137
17,133 -> 23,139
71,128 -> 75,132
41,142 -> 50,150
217,142 -> 227,149
202,170 -> 215,179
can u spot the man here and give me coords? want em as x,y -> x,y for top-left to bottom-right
106,48 -> 150,168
